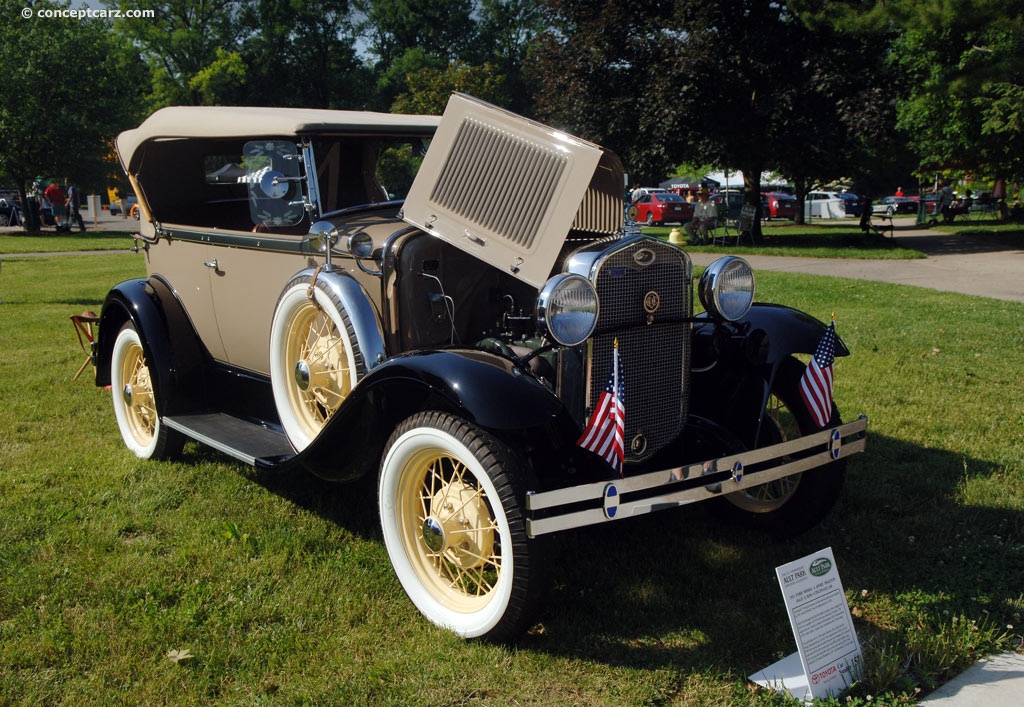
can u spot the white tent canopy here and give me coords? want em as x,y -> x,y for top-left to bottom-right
704,170 -> 792,191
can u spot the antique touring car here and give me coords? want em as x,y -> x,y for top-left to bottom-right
96,94 -> 867,641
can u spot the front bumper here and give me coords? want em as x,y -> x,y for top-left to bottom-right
525,415 -> 868,537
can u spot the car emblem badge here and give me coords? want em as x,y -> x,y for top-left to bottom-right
630,433 -> 648,456
633,248 -> 656,266
643,290 -> 660,315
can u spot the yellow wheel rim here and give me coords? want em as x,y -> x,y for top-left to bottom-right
397,449 -> 501,612
119,339 -> 156,448
281,300 -> 354,441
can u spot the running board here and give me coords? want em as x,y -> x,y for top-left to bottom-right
164,414 -> 295,467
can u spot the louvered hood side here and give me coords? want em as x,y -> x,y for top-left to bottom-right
400,94 -> 605,289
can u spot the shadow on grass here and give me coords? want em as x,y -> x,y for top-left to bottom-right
513,433 -> 1021,674
202,427 -> 1021,679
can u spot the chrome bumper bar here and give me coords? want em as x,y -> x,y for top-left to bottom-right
525,415 -> 868,537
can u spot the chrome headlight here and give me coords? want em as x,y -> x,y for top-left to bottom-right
698,256 -> 755,321
537,274 -> 599,346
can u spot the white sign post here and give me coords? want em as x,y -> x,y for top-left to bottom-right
749,547 -> 862,703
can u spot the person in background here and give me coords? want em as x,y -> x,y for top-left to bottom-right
65,178 -> 86,232
684,188 -> 717,245
895,186 -> 905,197
44,181 -> 68,231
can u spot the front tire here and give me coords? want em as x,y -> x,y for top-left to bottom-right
270,273 -> 365,451
110,323 -> 183,459
715,356 -> 845,537
378,412 -> 545,641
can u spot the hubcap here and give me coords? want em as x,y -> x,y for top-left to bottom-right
294,360 -> 311,391
421,517 -> 445,552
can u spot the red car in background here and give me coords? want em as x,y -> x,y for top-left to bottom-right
633,191 -> 693,225
762,192 -> 796,220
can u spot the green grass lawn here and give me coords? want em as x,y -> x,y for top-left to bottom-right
1,254 -> 1021,705
0,230 -> 139,254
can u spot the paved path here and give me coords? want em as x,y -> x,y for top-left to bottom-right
690,217 -> 1024,303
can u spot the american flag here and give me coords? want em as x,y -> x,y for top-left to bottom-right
800,319 -> 837,428
577,339 -> 625,476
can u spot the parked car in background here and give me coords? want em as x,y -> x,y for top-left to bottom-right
841,192 -> 864,217
762,191 -> 796,220
108,195 -> 138,216
631,191 -> 693,225
94,94 -> 867,642
872,195 -> 917,216
804,191 -> 846,219
629,186 -> 668,201
712,189 -> 744,221
0,197 -> 21,226
918,192 -> 940,219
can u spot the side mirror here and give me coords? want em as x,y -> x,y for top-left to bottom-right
307,220 -> 338,253
259,170 -> 290,199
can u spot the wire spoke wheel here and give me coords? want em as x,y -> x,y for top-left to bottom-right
404,451 -> 501,609
379,412 -> 544,641
271,273 -> 365,451
716,356 -> 846,537
726,389 -> 802,513
110,323 -> 182,459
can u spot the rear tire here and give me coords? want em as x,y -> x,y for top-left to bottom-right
110,323 -> 183,459
714,356 -> 845,537
378,412 -> 545,641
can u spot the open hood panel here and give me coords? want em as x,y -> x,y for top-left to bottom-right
400,94 -> 609,289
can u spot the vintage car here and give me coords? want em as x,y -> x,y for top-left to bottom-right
95,94 -> 867,642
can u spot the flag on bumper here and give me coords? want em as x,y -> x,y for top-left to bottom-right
800,319 -> 837,428
577,339 -> 625,476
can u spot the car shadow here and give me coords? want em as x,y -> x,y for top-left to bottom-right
205,423 -> 1023,676
512,433 -> 1021,674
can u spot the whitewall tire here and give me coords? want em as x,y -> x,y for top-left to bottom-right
270,273 -> 365,451
378,412 -> 544,641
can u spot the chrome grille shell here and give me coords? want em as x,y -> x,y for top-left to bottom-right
566,237 -> 693,463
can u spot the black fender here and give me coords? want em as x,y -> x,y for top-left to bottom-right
299,348 -> 571,481
694,303 -> 848,368
95,276 -> 207,416
691,303 -> 848,447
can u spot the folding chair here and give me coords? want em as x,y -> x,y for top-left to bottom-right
70,310 -> 100,380
716,204 -> 756,246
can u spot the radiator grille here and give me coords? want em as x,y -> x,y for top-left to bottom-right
429,118 -> 568,250
588,241 -> 692,463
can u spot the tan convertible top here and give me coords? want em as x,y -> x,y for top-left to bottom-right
116,105 -> 441,170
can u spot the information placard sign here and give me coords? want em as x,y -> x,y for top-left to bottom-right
749,547 -> 862,702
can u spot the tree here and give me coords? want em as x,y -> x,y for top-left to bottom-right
238,0 -> 373,109
0,1 -> 146,229
391,63 -> 509,115
356,0 -> 478,108
529,0 -> 897,234
475,0 -> 546,113
111,0 -> 247,106
527,0 -> 678,184
887,0 -> 1024,200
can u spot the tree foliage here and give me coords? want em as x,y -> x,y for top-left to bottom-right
6,0 -> 1021,239
887,0 -> 1024,186
0,0 -> 146,215
529,0 -> 896,228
